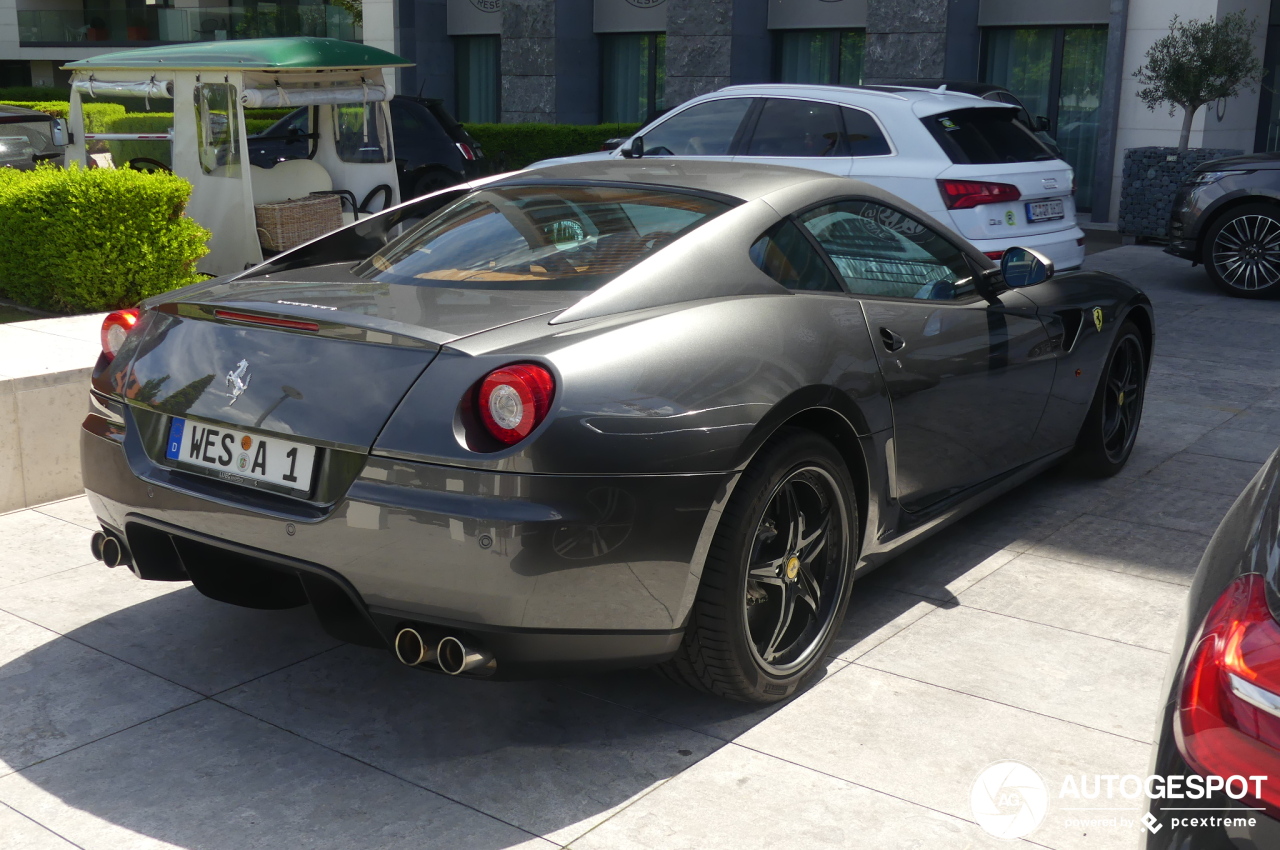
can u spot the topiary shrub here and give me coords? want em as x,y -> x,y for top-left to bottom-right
462,123 -> 642,171
0,164 -> 209,313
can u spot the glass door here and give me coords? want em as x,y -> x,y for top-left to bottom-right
982,26 -> 1107,211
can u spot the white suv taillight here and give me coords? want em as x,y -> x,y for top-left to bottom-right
938,179 -> 1021,210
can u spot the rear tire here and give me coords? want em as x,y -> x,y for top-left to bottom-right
411,168 -> 459,199
660,429 -> 856,703
1072,320 -> 1146,477
1202,203 -> 1280,298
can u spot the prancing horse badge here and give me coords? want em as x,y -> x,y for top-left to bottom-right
1092,307 -> 1104,333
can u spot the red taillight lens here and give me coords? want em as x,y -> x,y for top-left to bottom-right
100,308 -> 140,361
983,250 -> 1005,260
938,179 -> 1022,210
1176,573 -> 1280,817
456,142 -> 476,161
476,364 -> 555,446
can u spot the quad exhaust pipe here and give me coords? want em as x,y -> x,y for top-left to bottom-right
394,628 -> 495,676
90,531 -> 130,569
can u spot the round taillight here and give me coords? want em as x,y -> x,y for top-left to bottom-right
100,308 -> 141,361
477,364 -> 555,446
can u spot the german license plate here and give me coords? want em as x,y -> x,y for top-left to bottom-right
1025,199 -> 1065,222
164,417 -> 316,492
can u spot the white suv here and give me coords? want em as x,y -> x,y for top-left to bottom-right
532,84 -> 1086,270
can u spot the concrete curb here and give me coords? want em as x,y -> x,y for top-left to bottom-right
0,313 -> 103,512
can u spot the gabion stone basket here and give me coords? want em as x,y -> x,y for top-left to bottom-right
254,193 -> 343,253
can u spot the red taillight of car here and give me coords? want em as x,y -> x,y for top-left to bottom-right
456,142 -> 476,161
938,179 -> 1022,210
1175,572 -> 1280,817
983,250 -> 1005,260
100,308 -> 141,361
476,364 -> 556,446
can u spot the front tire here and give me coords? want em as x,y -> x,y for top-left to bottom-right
661,429 -> 856,703
1072,320 -> 1146,477
1202,203 -> 1280,298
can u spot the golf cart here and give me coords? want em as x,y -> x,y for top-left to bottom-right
62,37 -> 412,275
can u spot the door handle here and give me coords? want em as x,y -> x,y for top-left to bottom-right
879,327 -> 905,353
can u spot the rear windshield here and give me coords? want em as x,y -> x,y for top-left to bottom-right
354,184 -> 732,290
924,108 -> 1054,165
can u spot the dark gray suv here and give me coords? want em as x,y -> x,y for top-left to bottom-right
1168,153 -> 1280,298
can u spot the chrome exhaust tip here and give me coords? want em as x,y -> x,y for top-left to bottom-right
90,531 -> 106,562
394,628 -> 438,667
100,535 -> 125,569
437,635 -> 495,676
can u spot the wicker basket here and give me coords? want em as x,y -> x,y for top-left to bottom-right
254,193 -> 342,252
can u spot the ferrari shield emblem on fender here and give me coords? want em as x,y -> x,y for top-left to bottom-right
1093,307 -> 1104,333
225,359 -> 251,405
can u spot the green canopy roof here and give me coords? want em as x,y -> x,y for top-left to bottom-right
63,38 -> 411,72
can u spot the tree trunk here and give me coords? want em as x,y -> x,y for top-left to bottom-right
1178,103 -> 1198,153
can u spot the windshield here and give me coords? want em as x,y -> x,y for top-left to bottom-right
353,184 -> 733,290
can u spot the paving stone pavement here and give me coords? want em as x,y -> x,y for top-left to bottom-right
1,245 -> 1277,849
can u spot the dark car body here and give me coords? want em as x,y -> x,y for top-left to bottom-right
0,104 -> 65,170
247,94 -> 484,201
1146,448 -> 1280,848
80,160 -> 1153,685
1167,153 -> 1280,261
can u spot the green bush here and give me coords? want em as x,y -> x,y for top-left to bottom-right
0,164 -> 209,313
0,86 -> 67,102
462,123 -> 643,171
103,112 -> 174,168
0,101 -> 126,135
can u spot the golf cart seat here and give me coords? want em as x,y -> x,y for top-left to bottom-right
249,160 -> 358,225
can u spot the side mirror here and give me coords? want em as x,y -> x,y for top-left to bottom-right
619,135 -> 644,159
1000,246 -> 1055,288
50,118 -> 69,147
1034,115 -> 1051,132
600,137 -> 625,151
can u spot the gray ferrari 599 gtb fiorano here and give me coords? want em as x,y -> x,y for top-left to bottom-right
82,160 -> 1154,702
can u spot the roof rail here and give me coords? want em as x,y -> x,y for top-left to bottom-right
717,83 -> 911,101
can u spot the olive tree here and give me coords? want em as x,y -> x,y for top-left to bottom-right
1133,11 -> 1262,152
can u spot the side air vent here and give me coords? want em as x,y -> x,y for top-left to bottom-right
1057,309 -> 1085,353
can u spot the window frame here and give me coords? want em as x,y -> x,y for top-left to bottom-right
786,196 -> 987,304
599,31 -> 666,125
735,96 -> 898,160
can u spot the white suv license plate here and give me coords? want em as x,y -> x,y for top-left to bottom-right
165,417 -> 316,492
1025,199 -> 1065,222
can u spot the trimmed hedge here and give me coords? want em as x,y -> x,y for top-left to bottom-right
0,164 -> 209,312
463,123 -> 642,171
0,101 -> 126,135
0,86 -> 67,102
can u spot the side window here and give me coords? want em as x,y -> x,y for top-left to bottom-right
750,220 -> 843,293
195,83 -> 240,176
334,102 -> 392,163
744,99 -> 844,157
274,107 -> 314,162
798,200 -> 976,300
642,98 -> 751,157
840,107 -> 892,157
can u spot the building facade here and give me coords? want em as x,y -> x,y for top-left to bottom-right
401,0 -> 1280,223
0,0 -> 394,91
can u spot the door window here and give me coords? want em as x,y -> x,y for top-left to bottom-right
333,102 -> 392,164
195,83 -> 240,177
798,201 -> 976,300
744,99 -> 844,157
642,98 -> 752,156
750,220 -> 843,292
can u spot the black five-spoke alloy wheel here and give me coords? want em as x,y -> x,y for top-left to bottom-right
1075,320 -> 1147,477
1204,203 -> 1280,298
662,429 -> 856,702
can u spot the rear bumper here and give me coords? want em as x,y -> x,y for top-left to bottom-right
82,408 -> 734,675
970,226 -> 1086,271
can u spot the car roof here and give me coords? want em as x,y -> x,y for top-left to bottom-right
0,103 -> 47,118
512,158 -> 866,204
709,83 -> 1013,117
874,80 -> 1012,98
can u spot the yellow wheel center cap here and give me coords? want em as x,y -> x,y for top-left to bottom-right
1118,391 -> 1125,406
785,556 -> 801,581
